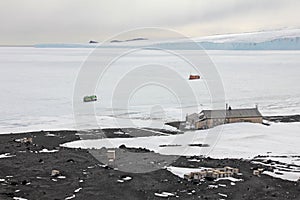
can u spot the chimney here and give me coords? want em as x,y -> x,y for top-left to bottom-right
226,103 -> 228,110
255,104 -> 258,109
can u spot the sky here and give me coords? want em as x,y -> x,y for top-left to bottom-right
0,0 -> 300,45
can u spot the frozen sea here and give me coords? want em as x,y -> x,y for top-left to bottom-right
0,47 -> 300,133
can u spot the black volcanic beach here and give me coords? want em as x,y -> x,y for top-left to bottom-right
0,128 -> 299,200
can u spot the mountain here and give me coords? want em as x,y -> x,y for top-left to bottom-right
35,29 -> 300,50
153,29 -> 300,50
110,38 -> 148,43
194,28 -> 300,43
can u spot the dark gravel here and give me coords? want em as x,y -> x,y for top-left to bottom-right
0,130 -> 299,200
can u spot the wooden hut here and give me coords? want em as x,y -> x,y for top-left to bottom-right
186,106 -> 262,129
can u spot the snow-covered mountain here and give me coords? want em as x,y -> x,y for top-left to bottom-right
35,28 -> 300,50
154,28 -> 300,50
193,28 -> 300,43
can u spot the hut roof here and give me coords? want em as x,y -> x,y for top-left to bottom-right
200,108 -> 262,119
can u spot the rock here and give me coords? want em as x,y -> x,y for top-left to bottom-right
15,137 -> 33,144
51,170 -> 60,177
21,180 -> 29,185
253,170 -> 260,176
66,159 -> 75,163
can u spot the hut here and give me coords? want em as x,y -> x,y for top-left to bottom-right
186,106 -> 262,129
184,166 -> 240,181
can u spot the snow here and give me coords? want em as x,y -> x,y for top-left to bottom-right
208,185 -> 218,189
155,29 -> 300,50
154,193 -> 168,198
122,176 -> 132,181
62,122 -> 300,159
65,195 -> 76,200
118,176 -> 133,183
193,29 -> 300,43
0,153 -> 16,159
1,47 -> 300,134
36,29 -> 300,50
187,158 -> 201,162
167,166 -> 243,182
13,197 -> 27,200
38,149 -> 59,153
216,177 -> 243,182
0,43 -> 300,181
160,192 -> 175,197
262,170 -> 300,182
251,159 -> 300,182
74,188 -> 82,193
155,37 -> 300,50
45,133 -> 57,137
62,122 -> 300,182
254,156 -> 300,166
154,192 -> 175,198
114,131 -> 129,135
166,166 -> 210,179
218,193 -> 228,198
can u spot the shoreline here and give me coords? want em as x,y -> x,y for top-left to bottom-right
1,114 -> 299,136
0,128 -> 299,199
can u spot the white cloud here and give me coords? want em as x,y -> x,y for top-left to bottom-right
0,0 -> 299,44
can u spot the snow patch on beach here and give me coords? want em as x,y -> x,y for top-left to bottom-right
166,166 -> 210,179
0,153 -> 16,159
39,149 -> 59,153
62,122 -> 300,159
13,197 -> 27,200
262,170 -> 300,182
62,122 -> 300,182
216,177 -> 243,182
65,195 -> 76,200
154,192 -> 175,198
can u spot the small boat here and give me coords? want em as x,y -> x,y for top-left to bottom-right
189,74 -> 200,80
83,95 -> 97,102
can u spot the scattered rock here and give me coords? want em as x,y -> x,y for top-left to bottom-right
15,137 -> 32,144
51,170 -> 60,177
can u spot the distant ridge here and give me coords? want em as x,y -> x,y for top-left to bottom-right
154,37 -> 300,50
89,40 -> 98,44
35,29 -> 300,50
110,37 -> 148,43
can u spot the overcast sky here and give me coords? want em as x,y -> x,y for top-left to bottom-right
0,0 -> 300,44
